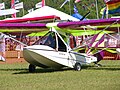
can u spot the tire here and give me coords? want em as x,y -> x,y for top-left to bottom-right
29,64 -> 36,72
95,64 -> 102,67
74,63 -> 81,71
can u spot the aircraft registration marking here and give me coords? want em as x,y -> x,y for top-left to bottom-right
59,53 -> 65,55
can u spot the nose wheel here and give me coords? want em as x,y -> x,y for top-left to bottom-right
29,64 -> 36,72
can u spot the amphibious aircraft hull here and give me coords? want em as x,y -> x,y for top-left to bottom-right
23,45 -> 74,69
23,45 -> 97,69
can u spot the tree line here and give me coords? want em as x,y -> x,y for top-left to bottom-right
0,0 -> 115,19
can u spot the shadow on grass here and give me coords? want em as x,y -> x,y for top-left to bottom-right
82,65 -> 120,71
0,68 -> 28,71
13,68 -> 73,74
0,66 -> 73,74
0,65 -> 120,74
13,65 -> 120,74
88,67 -> 120,71
13,66 -> 120,74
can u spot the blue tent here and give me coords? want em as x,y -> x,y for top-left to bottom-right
72,13 -> 87,21
72,5 -> 89,21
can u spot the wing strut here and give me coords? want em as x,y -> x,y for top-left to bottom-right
0,32 -> 28,47
71,19 -> 120,52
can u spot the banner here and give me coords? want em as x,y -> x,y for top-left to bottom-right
35,2 -> 42,8
0,9 -> 19,16
15,2 -> 23,9
0,2 -> 5,10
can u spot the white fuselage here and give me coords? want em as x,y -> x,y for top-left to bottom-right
23,45 -> 97,69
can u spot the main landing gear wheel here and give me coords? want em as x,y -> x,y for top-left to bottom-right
29,64 -> 36,72
74,63 -> 81,71
95,64 -> 102,67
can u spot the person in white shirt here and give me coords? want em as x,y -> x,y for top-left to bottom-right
0,33 -> 6,61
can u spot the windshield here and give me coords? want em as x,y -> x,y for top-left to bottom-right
34,31 -> 67,52
34,32 -> 56,49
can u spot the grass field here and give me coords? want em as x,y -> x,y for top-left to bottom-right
0,60 -> 120,90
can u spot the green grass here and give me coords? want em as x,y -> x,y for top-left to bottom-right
0,60 -> 120,90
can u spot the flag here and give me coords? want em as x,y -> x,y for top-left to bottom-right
104,0 -> 111,3
11,0 -> 19,18
35,2 -> 42,8
72,4 -> 88,20
15,0 -> 19,4
0,2 -> 5,10
73,5 -> 78,13
100,7 -> 108,19
11,0 -> 19,8
102,7 -> 107,19
75,0 -> 81,3
28,8 -> 34,13
15,2 -> 23,9
11,0 -> 16,18
106,0 -> 120,14
60,0 -> 70,8
42,0 -> 45,7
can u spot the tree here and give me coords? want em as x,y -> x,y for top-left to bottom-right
0,0 -> 105,19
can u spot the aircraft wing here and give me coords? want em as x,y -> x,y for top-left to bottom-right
29,17 -> 120,36
0,15 -> 60,35
0,23 -> 48,35
0,17 -> 120,36
57,18 -> 120,31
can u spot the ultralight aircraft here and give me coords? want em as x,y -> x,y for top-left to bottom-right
0,5 -> 120,72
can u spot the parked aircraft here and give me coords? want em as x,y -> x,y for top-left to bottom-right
0,16 -> 120,72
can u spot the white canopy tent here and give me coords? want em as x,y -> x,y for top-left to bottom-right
23,6 -> 79,21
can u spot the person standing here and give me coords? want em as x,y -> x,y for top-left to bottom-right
0,33 -> 6,61
15,43 -> 23,59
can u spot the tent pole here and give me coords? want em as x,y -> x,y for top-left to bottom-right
95,0 -> 99,19
69,0 -> 71,15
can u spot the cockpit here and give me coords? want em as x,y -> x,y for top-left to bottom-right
34,31 -> 67,52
